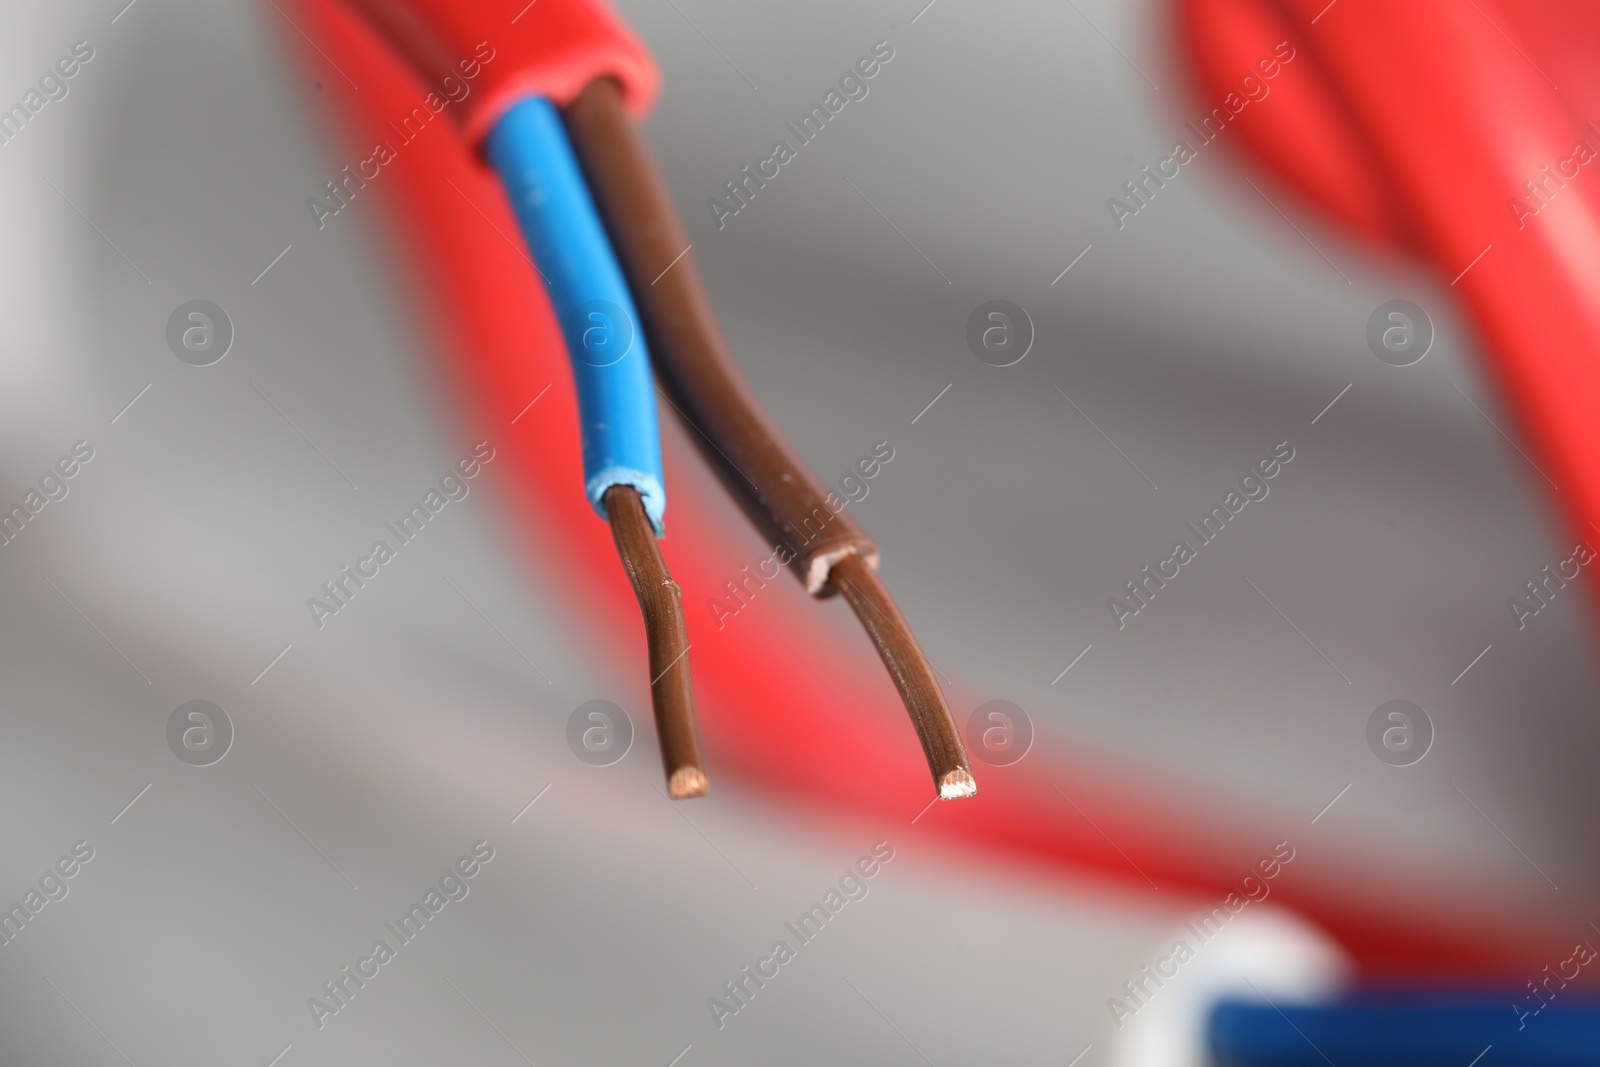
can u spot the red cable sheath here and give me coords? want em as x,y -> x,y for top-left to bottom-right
337,0 -> 658,141
278,0 -> 1578,979
1179,0 -> 1600,567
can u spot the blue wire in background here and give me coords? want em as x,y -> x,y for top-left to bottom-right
486,95 -> 665,533
1209,994 -> 1600,1067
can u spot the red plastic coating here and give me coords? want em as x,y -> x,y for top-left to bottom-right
339,0 -> 658,141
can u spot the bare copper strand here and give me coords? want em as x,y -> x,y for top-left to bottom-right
830,555 -> 974,799
603,485 -> 707,798
566,79 -> 974,802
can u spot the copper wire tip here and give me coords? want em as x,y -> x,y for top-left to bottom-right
939,768 -> 978,800
603,485 -> 708,801
669,766 -> 708,799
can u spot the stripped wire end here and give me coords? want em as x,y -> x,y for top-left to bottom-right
829,554 -> 976,801
940,768 -> 978,800
669,766 -> 708,800
603,484 -> 708,799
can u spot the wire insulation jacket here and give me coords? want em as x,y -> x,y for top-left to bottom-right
562,77 -> 877,595
486,95 -> 666,531
338,0 -> 658,140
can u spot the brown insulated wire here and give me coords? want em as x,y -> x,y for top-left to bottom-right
604,484 -> 707,799
830,554 -> 976,799
564,78 -> 974,800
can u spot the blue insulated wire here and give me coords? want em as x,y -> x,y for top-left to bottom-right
1209,995 -> 1600,1067
486,95 -> 665,533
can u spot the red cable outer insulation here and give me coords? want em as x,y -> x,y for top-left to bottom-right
338,0 -> 658,141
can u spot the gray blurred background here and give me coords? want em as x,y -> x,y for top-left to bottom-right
0,0 -> 1593,1063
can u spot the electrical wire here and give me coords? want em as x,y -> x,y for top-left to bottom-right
560,76 -> 975,801
485,95 -> 665,530
1209,995 -> 1600,1067
561,79 -> 876,593
604,484 -> 706,798
830,555 -> 976,798
486,93 -> 706,797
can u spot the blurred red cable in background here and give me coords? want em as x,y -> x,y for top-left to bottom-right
1180,0 -> 1600,568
